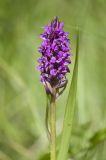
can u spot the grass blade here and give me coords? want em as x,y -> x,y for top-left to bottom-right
57,31 -> 79,160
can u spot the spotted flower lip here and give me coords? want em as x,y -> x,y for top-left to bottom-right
37,17 -> 72,88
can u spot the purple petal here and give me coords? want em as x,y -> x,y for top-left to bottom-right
50,57 -> 56,63
50,69 -> 57,76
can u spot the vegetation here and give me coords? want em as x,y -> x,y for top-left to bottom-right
0,0 -> 106,159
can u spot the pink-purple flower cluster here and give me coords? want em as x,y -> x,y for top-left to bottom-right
38,17 -> 72,88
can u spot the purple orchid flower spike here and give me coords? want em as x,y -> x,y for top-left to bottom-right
37,17 -> 72,160
37,17 -> 72,98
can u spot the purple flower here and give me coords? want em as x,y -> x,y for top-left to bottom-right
37,17 -> 72,92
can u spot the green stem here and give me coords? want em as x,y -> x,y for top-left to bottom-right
50,95 -> 56,160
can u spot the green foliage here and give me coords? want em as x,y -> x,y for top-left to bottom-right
57,31 -> 79,160
0,0 -> 106,160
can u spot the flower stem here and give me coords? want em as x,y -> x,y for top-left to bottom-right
50,95 -> 56,160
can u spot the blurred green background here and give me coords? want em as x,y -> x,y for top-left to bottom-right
0,0 -> 106,159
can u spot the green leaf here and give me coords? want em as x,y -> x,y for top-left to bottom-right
57,31 -> 79,160
90,128 -> 106,146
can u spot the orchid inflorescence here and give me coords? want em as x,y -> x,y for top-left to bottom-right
37,17 -> 72,97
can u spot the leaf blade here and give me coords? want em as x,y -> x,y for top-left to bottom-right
57,31 -> 79,160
